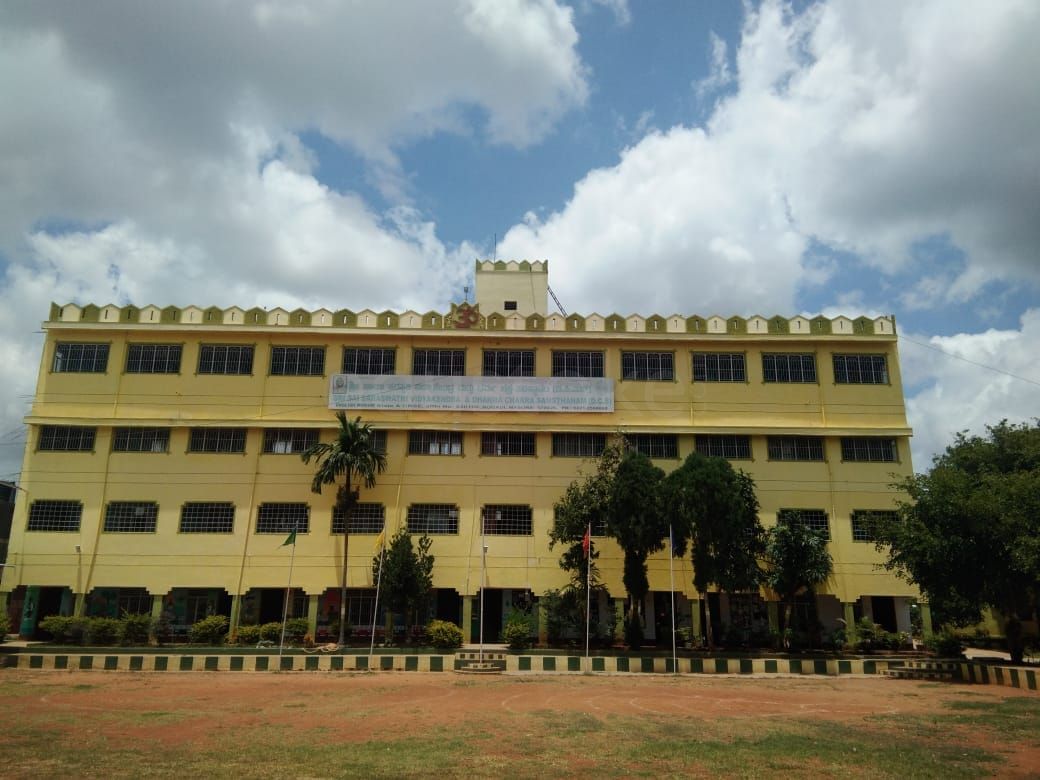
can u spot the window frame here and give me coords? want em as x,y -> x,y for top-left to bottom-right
694,434 -> 753,460
262,428 -> 319,455
833,353 -> 889,385
406,503 -> 460,535
626,433 -> 679,459
37,425 -> 97,452
851,510 -> 897,543
332,503 -> 385,535
766,435 -> 825,462
256,502 -> 310,535
551,350 -> 605,378
840,437 -> 898,462
187,427 -> 247,454
621,351 -> 674,381
125,343 -> 183,374
412,348 -> 466,376
197,344 -> 255,375
551,432 -> 607,458
52,342 -> 110,374
692,352 -> 747,383
27,500 -> 82,532
762,353 -> 817,384
482,349 -> 535,377
481,504 -> 534,536
408,430 -> 463,456
179,502 -> 235,533
269,345 -> 326,377
342,347 -> 396,375
112,427 -> 171,453
778,508 -> 831,541
103,501 -> 159,533
481,432 -> 536,457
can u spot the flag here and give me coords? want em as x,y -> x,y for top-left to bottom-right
281,528 -> 297,547
582,525 -> 591,558
373,528 -> 385,553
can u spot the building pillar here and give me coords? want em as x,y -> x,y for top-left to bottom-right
842,602 -> 857,644
919,602 -> 934,638
767,601 -> 780,634
536,600 -> 548,645
19,586 -> 40,637
73,591 -> 86,618
462,595 -> 474,644
150,594 -> 164,644
0,591 -> 8,628
229,595 -> 242,637
614,599 -> 625,641
689,599 -> 702,642
306,594 -> 320,640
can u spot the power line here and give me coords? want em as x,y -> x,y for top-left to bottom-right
899,334 -> 1040,389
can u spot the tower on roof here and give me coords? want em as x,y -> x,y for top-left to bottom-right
475,260 -> 548,316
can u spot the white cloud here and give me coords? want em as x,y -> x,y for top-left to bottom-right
694,31 -> 735,100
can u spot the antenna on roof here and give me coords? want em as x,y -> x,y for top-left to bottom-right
548,285 -> 567,316
463,285 -> 470,303
493,233 -> 497,261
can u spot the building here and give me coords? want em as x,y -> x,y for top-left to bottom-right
0,261 -> 923,642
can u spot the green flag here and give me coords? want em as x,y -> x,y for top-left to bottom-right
282,528 -> 297,547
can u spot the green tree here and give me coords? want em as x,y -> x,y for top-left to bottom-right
302,412 -> 387,646
373,528 -> 434,641
874,420 -> 1040,663
763,512 -> 833,641
664,452 -> 764,649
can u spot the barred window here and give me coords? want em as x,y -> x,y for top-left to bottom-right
851,510 -> 897,542
692,353 -> 746,382
27,500 -> 82,532
554,509 -> 606,537
552,433 -> 607,457
695,434 -> 752,460
179,503 -> 235,533
763,353 -> 817,383
413,348 -> 465,376
332,503 -> 385,534
271,346 -> 325,376
551,351 -> 604,378
116,588 -> 152,615
188,428 -> 247,453
841,437 -> 897,462
198,344 -> 254,375
125,344 -> 182,374
833,354 -> 888,384
371,429 -> 388,455
342,347 -> 396,375
408,430 -> 462,455
53,342 -> 109,373
406,504 -> 459,535
626,434 -> 679,459
263,429 -> 318,454
482,505 -> 533,536
104,502 -> 158,533
779,509 -> 830,541
767,436 -> 825,461
38,425 -> 96,452
481,432 -> 536,456
621,351 -> 674,381
257,503 -> 310,534
483,350 -> 534,377
113,427 -> 170,453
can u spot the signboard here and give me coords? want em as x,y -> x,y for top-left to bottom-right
329,375 -> 614,413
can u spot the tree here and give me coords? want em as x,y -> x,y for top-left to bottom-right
302,412 -> 387,646
874,420 -> 1040,663
763,512 -> 833,642
664,452 -> 764,648
373,528 -> 434,642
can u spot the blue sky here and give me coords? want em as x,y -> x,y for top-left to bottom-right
0,0 -> 1038,479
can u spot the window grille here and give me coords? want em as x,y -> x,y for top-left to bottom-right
481,432 -> 536,456
27,501 -> 82,532
551,351 -> 604,378
482,350 -> 534,377
257,503 -> 310,534
179,503 -> 235,533
626,434 -> 678,459
762,353 -> 817,383
841,437 -> 897,462
406,504 -> 459,534
833,354 -> 888,384
621,351 -> 674,381
408,430 -> 462,455
851,510 -> 897,542
53,342 -> 109,373
263,429 -> 318,454
188,428 -> 247,453
125,344 -> 182,373
695,434 -> 752,460
779,509 -> 830,541
104,502 -> 158,533
342,347 -> 396,374
552,433 -> 607,457
38,425 -> 96,452
692,353 -> 746,382
482,505 -> 533,535
198,344 -> 254,375
113,427 -> 170,453
270,346 -> 325,376
332,503 -> 385,534
767,436 -> 824,461
412,348 -> 465,376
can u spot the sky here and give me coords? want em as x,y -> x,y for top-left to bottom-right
1,0 -> 1038,480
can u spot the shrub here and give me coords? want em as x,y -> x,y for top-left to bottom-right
0,609 -> 10,637
39,615 -> 74,643
925,629 -> 963,658
67,617 -> 91,645
259,622 -> 283,642
426,619 -> 463,649
89,617 -> 122,646
236,624 -> 262,645
624,615 -> 643,650
188,614 -> 229,645
503,613 -> 532,651
120,612 -> 153,645
284,618 -> 309,644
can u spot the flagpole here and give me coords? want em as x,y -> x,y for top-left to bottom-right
585,522 -> 591,667
278,521 -> 299,660
669,524 -> 677,676
369,530 -> 387,661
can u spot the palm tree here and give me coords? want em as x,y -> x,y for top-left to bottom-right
302,412 -> 387,646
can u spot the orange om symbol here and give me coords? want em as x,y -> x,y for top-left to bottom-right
455,304 -> 480,329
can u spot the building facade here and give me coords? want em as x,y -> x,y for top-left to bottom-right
1,261 -> 922,642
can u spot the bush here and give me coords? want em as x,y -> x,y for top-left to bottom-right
39,615 -> 75,643
236,624 -> 262,645
925,629 -> 963,658
284,618 -> 309,644
0,609 -> 10,637
624,615 -> 643,650
426,619 -> 463,649
259,622 -> 283,642
503,613 -> 532,651
120,612 -> 153,645
188,614 -> 229,645
89,617 -> 122,646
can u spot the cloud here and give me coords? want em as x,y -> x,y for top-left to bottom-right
694,31 -> 734,100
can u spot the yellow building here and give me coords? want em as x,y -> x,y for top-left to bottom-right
1,261 -> 921,643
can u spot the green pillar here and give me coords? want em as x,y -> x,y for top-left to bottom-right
150,594 -> 164,644
767,601 -> 780,634
462,596 -> 474,644
20,586 -> 41,637
919,602 -> 934,638
614,599 -> 625,641
843,602 -> 857,644
229,595 -> 242,637
73,592 -> 86,618
306,594 -> 320,640
536,600 -> 548,645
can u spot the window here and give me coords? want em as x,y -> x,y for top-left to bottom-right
27,500 -> 81,532
841,437 -> 897,462
408,430 -> 462,455
695,434 -> 752,460
371,429 -> 388,455
342,347 -> 396,375
412,348 -> 465,376
271,346 -> 325,376
552,351 -> 604,378
257,503 -> 309,534
851,510 -> 897,542
692,353 -> 746,382
188,428 -> 246,453
53,342 -> 108,373
552,433 -> 607,457
626,434 -> 679,459
179,503 -> 235,533
113,427 -> 170,453
125,344 -> 182,374
116,588 -> 152,615
332,503 -> 385,534
481,432 -> 536,456
779,509 -> 830,541
483,349 -> 534,377
833,354 -> 888,384
104,502 -> 158,533
263,429 -> 318,454
38,425 -> 96,452
621,351 -> 674,381
406,504 -> 459,535
767,436 -> 824,461
198,344 -> 254,375
482,505 -> 533,536
763,353 -> 816,383
504,301 -> 518,311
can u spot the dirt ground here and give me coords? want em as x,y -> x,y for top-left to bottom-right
1,671 -> 1038,777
